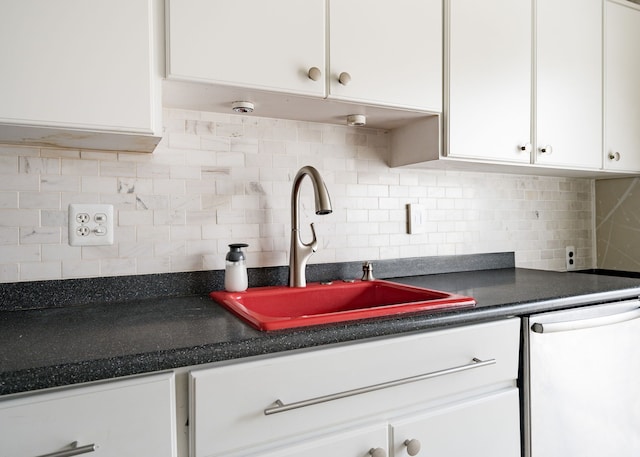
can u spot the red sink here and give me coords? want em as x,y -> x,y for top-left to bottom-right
209,279 -> 476,331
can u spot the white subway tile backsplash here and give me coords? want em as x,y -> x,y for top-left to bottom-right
0,192 -> 18,209
0,227 -> 19,245
100,258 -> 136,276
20,261 -> 61,281
3,245 -> 40,263
0,174 -> 39,192
0,156 -> 18,173
0,109 -> 595,282
19,227 -> 60,245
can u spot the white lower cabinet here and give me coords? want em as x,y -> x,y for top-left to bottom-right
189,318 -> 521,457
391,388 -> 520,457
260,423 -> 388,457
0,372 -> 177,457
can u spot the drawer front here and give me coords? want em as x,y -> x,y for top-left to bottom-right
261,423 -> 388,457
190,318 -> 520,457
391,388 -> 521,457
0,372 -> 177,457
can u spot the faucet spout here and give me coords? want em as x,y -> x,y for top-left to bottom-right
289,166 -> 332,287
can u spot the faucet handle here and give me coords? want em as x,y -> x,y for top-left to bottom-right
362,261 -> 375,281
306,223 -> 319,252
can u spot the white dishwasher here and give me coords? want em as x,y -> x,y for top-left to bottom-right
523,299 -> 640,457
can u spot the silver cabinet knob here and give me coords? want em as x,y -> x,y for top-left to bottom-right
369,448 -> 387,457
404,439 -> 422,456
338,71 -> 352,85
608,151 -> 621,161
539,145 -> 553,154
518,143 -> 532,153
307,67 -> 322,81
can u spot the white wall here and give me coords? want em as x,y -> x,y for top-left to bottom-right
0,108 -> 594,283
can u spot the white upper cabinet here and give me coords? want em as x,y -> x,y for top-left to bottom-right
328,0 -> 442,111
0,0 -> 163,153
166,0 -> 442,120
604,0 -> 640,172
535,0 -> 602,169
166,0 -> 326,97
446,0 -> 532,163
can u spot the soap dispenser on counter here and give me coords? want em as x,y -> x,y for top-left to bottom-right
225,243 -> 248,292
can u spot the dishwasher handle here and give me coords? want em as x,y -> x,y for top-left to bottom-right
531,307 -> 640,334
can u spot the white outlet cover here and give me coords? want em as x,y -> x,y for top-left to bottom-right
566,246 -> 576,271
68,203 -> 114,246
407,203 -> 427,234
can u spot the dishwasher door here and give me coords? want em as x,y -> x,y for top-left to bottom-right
523,299 -> 640,457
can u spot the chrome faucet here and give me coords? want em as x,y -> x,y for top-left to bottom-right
289,166 -> 332,287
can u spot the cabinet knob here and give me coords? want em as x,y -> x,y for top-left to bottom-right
518,143 -> 532,153
539,145 -> 553,155
403,439 -> 422,456
608,151 -> 621,161
307,67 -> 322,81
369,447 -> 387,457
338,72 -> 352,85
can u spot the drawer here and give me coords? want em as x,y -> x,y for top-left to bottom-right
260,423 -> 388,457
0,372 -> 177,457
190,318 -> 520,457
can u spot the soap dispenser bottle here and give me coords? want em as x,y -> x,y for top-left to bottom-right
225,243 -> 248,292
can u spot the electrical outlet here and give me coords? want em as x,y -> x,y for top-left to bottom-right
68,204 -> 114,246
566,246 -> 576,271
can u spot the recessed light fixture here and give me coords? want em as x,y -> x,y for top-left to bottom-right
231,101 -> 255,113
347,114 -> 366,126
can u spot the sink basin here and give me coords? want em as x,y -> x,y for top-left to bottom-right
209,279 -> 476,331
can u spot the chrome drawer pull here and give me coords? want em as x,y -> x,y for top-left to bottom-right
264,357 -> 496,415
36,441 -> 97,457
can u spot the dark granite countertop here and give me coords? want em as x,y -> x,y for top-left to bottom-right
2,255 -> 640,396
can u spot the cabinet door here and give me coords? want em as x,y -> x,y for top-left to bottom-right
391,388 -> 521,457
604,1 -> 640,172
328,0 -> 442,111
535,0 -> 602,169
0,372 -> 177,457
0,0 -> 158,134
166,0 -> 326,97
446,0 -> 532,163
261,423 -> 388,457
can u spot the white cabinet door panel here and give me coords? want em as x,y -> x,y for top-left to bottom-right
261,423 -> 388,457
0,372 -> 177,457
0,0 -> 157,134
392,388 -> 521,457
167,0 -> 326,97
604,1 -> 640,172
328,0 -> 442,111
447,0 -> 532,163
535,0 -> 602,169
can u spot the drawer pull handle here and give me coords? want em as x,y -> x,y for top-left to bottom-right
36,441 -> 97,457
369,447 -> 387,457
264,357 -> 495,415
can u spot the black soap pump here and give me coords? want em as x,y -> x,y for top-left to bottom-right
225,243 -> 248,292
